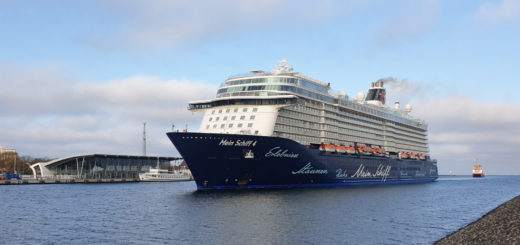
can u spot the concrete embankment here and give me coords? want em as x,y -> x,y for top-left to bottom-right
435,195 -> 520,244
0,178 -> 140,185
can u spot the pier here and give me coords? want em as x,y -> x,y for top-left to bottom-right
0,177 -> 140,185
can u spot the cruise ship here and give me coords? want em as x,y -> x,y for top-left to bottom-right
167,59 -> 438,190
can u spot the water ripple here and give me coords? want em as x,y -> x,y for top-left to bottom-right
2,176 -> 520,245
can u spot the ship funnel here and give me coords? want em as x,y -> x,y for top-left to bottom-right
394,102 -> 400,110
365,80 -> 386,105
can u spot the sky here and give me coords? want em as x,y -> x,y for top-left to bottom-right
1,0 -> 519,175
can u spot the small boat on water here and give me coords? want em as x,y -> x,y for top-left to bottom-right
472,159 -> 485,178
139,167 -> 192,182
139,159 -> 193,182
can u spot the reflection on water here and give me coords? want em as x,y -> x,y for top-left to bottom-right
2,176 -> 520,245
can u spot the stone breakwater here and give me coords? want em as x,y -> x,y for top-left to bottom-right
435,195 -> 520,244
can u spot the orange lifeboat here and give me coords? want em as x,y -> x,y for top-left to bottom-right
409,153 -> 417,159
399,152 -> 408,159
346,145 -> 356,154
418,154 -> 426,160
325,144 -> 336,153
357,145 -> 364,153
319,145 -> 324,151
335,145 -> 346,154
372,147 -> 380,155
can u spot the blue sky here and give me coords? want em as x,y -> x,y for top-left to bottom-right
1,0 -> 519,174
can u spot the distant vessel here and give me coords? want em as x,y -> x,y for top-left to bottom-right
139,167 -> 192,182
167,59 -> 438,190
472,160 -> 485,178
139,159 -> 192,182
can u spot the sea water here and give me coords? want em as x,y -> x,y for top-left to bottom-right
2,176 -> 520,245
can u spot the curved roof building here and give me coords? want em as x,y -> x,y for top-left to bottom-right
29,154 -> 182,180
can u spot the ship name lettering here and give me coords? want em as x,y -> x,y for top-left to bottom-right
219,139 -> 257,147
235,140 -> 257,147
219,139 -> 235,146
336,169 -> 348,178
265,147 -> 299,158
352,164 -> 391,181
291,162 -> 328,175
375,164 -> 391,181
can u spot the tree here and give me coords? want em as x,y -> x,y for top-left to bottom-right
0,153 -> 49,175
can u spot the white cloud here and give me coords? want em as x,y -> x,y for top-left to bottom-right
374,0 -> 441,45
2,66 -> 519,174
381,79 -> 520,174
0,65 -> 215,158
475,0 -> 520,24
96,0 -> 373,49
413,95 -> 520,175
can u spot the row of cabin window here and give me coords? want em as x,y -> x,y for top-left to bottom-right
206,123 -> 254,129
211,107 -> 259,114
209,115 -> 256,122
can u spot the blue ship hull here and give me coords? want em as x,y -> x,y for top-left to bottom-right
167,132 -> 438,190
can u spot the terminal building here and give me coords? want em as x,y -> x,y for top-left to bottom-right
29,154 -> 182,180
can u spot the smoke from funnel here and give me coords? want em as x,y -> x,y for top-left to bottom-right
377,77 -> 428,106
379,77 -> 412,93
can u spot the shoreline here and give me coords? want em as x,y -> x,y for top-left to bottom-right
434,194 -> 520,244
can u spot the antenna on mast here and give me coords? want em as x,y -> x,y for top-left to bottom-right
143,122 -> 147,156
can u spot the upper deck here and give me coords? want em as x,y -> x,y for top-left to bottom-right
189,58 -> 427,130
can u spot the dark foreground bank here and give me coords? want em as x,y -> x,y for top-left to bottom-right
435,195 -> 520,244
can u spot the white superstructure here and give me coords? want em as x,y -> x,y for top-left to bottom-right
190,59 -> 430,156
